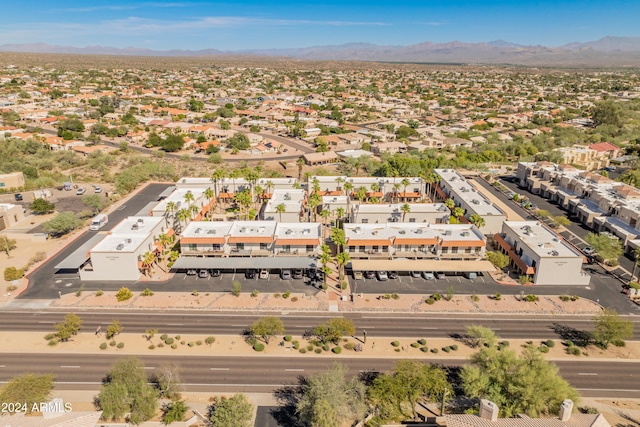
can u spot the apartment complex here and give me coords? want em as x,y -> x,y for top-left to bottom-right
310,176 -> 426,202
262,189 -> 307,222
434,169 -> 507,234
494,221 -> 589,286
517,161 -> 640,254
350,203 -> 450,224
555,144 -> 611,171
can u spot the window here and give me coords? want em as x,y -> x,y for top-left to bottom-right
349,246 -> 355,252
359,246 -> 365,252
188,244 -> 196,251
372,245 -> 379,252
261,243 -> 270,250
212,244 -> 221,251
409,218 -> 416,223
465,247 -> 472,253
236,243 -> 244,250
362,219 -> 369,223
451,247 -> 458,254
441,247 -> 449,254
306,245 -> 314,252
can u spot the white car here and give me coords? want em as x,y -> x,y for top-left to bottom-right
259,269 -> 270,279
76,187 -> 86,195
376,271 -> 389,281
94,186 -> 103,193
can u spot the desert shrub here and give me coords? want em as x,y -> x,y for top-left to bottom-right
284,335 -> 292,342
299,348 -> 307,354
525,294 -> 538,302
291,296 -> 298,302
205,336 -> 215,346
117,342 -> 124,349
471,294 -> 480,302
420,346 -> 429,352
538,345 -> 549,353
141,288 -> 154,296
292,341 -> 300,350
160,334 -> 168,340
191,290 -> 199,297
95,290 -> 103,296
180,341 -> 185,345
565,340 -> 574,347
450,344 -> 458,351
613,339 -> 626,347
44,333 -> 56,341
188,342 -> 195,347
394,348 -> 401,352
418,338 -> 426,345
306,344 -> 314,351
344,342 -> 356,351
109,341 -> 116,347
571,295 -> 580,301
314,348 -> 322,354
494,292 -> 502,300
430,348 -> 439,354
567,346 -> 582,356
391,341 -> 400,347
48,339 -> 57,346
171,344 -> 178,349
579,406 -> 599,414
165,337 -> 174,345
116,287 -> 133,302
433,293 -> 442,301
157,343 -> 164,348
283,292 -> 291,299
560,294 -> 571,302
100,343 -> 107,350
332,346 -> 342,354
322,344 -> 330,352
148,345 -> 155,350
382,294 -> 391,300
425,297 -> 435,305
4,266 -> 24,281
196,340 -> 202,346
391,293 -> 399,300
6,285 -> 18,292
273,293 -> 281,298
411,342 -> 420,348
545,339 -> 555,348
250,289 -> 259,298
442,346 -> 450,353
175,335 -> 181,340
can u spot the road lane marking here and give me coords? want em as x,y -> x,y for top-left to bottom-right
166,323 -> 184,326
210,368 -> 230,371
60,366 -> 80,368
0,365 -> 5,368
421,327 -> 439,330
285,369 -> 304,372
38,321 -> 55,324
578,373 -> 598,376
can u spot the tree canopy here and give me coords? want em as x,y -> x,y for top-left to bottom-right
312,318 -> 356,345
296,362 -> 367,427
249,316 -> 285,344
30,198 -> 55,214
592,308 -> 633,349
42,211 -> 82,236
0,373 -> 55,413
98,357 -> 158,425
584,232 -> 623,264
209,394 -> 253,427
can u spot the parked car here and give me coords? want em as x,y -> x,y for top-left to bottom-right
422,271 -> 435,280
209,269 -> 221,277
292,269 -> 304,279
464,272 -> 478,279
245,269 -> 257,279
376,271 -> 389,281
76,187 -> 86,195
14,193 -> 22,201
434,271 -> 446,279
197,269 -> 209,278
280,269 -> 292,280
410,271 -> 422,278
186,269 -> 197,276
364,271 -> 375,279
94,186 -> 103,193
388,271 -> 399,279
582,246 -> 596,256
259,269 -> 270,279
353,271 -> 364,280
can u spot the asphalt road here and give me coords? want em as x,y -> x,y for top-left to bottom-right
21,183 -> 174,299
5,310 -> 640,340
0,353 -> 636,397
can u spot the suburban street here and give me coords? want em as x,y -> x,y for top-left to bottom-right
2,310 -> 638,340
0,353 -> 636,398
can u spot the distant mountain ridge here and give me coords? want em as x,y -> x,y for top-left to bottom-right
2,36 -> 640,66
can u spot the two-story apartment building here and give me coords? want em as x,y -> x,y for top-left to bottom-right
434,169 -> 506,234
349,203 -> 450,224
494,221 -> 589,286
262,189 -> 307,222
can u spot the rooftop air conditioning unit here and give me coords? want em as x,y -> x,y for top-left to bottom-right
116,244 -> 124,250
138,219 -> 144,223
131,224 -> 139,230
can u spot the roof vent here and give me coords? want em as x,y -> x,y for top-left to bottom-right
116,243 -> 124,250
138,218 -> 144,223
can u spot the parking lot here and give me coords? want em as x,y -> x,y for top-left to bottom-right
348,271 -> 499,295
178,269 -> 323,296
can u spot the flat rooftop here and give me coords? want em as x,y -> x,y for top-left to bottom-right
504,221 -> 581,258
352,203 -> 449,214
435,169 -> 504,216
152,188 -> 207,212
274,222 -> 322,239
110,216 -> 163,235
430,223 -> 485,242
91,233 -> 148,253
229,221 -> 277,237
181,221 -> 233,238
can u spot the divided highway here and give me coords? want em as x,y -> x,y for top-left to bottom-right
0,353 -> 636,398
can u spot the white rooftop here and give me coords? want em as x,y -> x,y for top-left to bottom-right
430,223 -> 485,242
504,221 -> 581,258
352,203 -> 449,214
91,234 -> 148,253
0,203 -> 17,210
229,221 -> 277,236
110,216 -> 163,235
274,222 -> 322,239
435,169 -> 504,216
264,189 -> 306,213
181,221 -> 232,238
153,188 -> 207,212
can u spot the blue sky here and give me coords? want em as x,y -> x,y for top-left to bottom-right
1,0 -> 639,50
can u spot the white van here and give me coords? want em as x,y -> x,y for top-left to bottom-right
90,214 -> 108,230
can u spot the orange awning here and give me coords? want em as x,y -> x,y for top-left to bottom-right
493,233 -> 512,252
181,237 -> 226,244
228,236 -> 273,243
165,228 -> 175,237
440,240 -> 485,248
509,251 -> 536,275
347,239 -> 391,246
275,238 -> 320,245
394,237 -> 438,245
219,192 -> 235,199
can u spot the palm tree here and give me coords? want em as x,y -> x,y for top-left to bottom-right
176,208 -> 191,231
235,189 -> 252,220
445,198 -> 455,211
631,248 -> 640,282
203,187 -> 214,217
244,169 -> 260,207
319,209 -> 331,228
422,171 -> 437,202
276,203 -> 286,222
140,251 -> 156,277
401,178 -> 410,201
452,207 -> 465,224
331,227 -> 346,253
165,200 -> 177,228
392,183 -> 401,203
335,251 -> 351,284
401,203 -> 411,222
265,180 -> 275,198
335,207 -> 346,225
183,190 -> 195,208
210,168 -> 226,200
344,181 -> 353,220
228,168 -> 241,193
311,177 -> 321,193
157,232 -> 174,272
355,186 -> 367,203
370,182 -> 380,202
307,192 -> 322,222
335,176 -> 344,192
190,204 -> 200,220
296,157 -> 305,181
469,213 -> 486,229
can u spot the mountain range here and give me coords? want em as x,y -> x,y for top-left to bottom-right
2,36 -> 640,66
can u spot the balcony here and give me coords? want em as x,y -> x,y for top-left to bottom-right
181,248 -> 226,256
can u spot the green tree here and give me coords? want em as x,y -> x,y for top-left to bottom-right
156,363 -> 183,400
226,132 -> 250,151
368,360 -> 451,422
249,316 -> 285,344
209,394 -> 253,427
42,211 -> 82,236
335,252 -> 351,283
4,266 -> 23,281
400,203 -> 411,222
30,198 -> 55,215
469,213 -> 485,229
452,207 -> 465,223
161,135 -> 186,152
312,318 -> 355,345
98,357 -> 158,425
461,343 -> 579,418
0,373 -> 55,413
106,319 -> 123,340
83,194 -> 108,214
162,400 -> 189,425
53,313 -> 83,342
592,308 -> 633,349
552,215 -> 571,228
296,363 -> 367,427
591,99 -> 624,128
486,251 -> 509,269
465,325 -> 497,348
275,203 -> 286,222
585,232 -> 623,265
